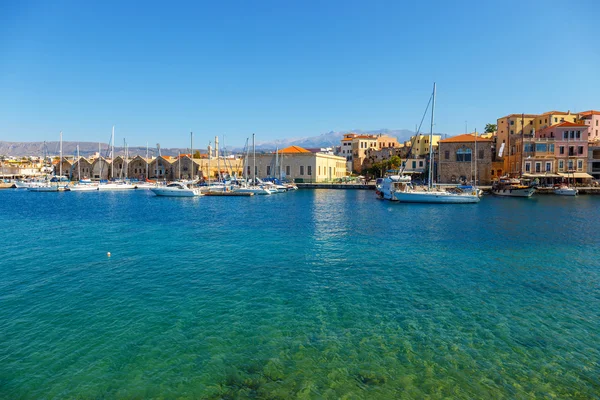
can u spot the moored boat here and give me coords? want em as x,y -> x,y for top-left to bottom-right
151,182 -> 202,197
553,184 -> 578,196
492,177 -> 536,197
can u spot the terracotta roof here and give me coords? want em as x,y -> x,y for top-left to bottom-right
540,110 -> 570,116
341,138 -> 353,141
439,134 -> 492,143
578,110 -> 600,116
280,145 -> 311,154
554,121 -> 587,128
500,113 -> 538,119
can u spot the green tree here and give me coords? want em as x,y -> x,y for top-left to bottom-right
485,123 -> 497,133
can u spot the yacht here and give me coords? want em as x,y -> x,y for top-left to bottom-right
492,177 -> 536,197
553,183 -> 578,196
151,181 -> 202,197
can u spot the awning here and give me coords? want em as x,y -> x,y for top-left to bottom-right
558,172 -> 593,179
522,173 -> 561,178
402,171 -> 424,174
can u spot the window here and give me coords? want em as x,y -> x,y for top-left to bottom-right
456,148 -> 472,162
568,160 -> 574,171
549,144 -> 554,153
577,160 -> 583,171
444,151 -> 449,160
578,146 -> 584,155
524,143 -> 534,152
286,166 -> 291,176
554,117 -> 557,123
559,146 -> 565,155
569,146 -> 575,156
412,161 -> 416,168
510,130 -> 514,135
525,163 -> 531,172
247,166 -> 251,175
300,165 -> 304,175
255,166 -> 258,176
419,161 -> 424,167
267,166 -> 271,176
576,131 -> 581,139
545,162 -> 551,172
510,120 -> 514,125
570,131 -> 575,139
563,131 -> 568,139
307,166 -> 312,175
535,144 -> 547,152
535,162 -> 541,173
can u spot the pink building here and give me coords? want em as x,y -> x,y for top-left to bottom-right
579,110 -> 600,143
536,122 -> 589,179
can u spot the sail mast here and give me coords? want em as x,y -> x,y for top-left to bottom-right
428,83 -> 436,190
146,142 -> 149,180
474,129 -> 478,188
252,133 -> 256,186
111,126 -> 114,180
190,131 -> 193,180
59,131 -> 63,178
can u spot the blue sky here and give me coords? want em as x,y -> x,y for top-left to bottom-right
1,0 -> 598,148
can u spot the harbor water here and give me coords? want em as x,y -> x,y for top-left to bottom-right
1,190 -> 599,398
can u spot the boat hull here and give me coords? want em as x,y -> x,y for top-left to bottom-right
98,183 -> 136,191
150,187 -> 200,197
393,191 -> 480,203
28,186 -> 60,192
492,188 -> 535,197
69,185 -> 98,192
554,188 -> 578,196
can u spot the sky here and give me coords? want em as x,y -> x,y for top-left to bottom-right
1,0 -> 599,148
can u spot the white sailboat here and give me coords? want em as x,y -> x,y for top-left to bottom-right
29,132 -> 69,192
381,83 -> 479,204
98,127 -> 135,191
69,145 -> 98,191
234,134 -> 272,195
151,181 -> 202,197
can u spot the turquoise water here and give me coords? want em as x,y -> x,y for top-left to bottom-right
1,189 -> 599,399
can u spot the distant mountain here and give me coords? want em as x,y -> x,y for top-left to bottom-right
0,141 -> 204,158
254,129 -> 418,151
0,129 -> 437,157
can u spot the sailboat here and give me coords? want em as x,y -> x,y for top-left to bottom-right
29,132 -> 69,192
98,127 -> 135,191
69,145 -> 98,191
234,134 -> 272,195
380,83 -> 480,204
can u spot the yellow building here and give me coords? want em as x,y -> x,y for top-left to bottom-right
534,111 -> 578,132
404,134 -> 441,157
338,133 -> 400,173
255,146 -> 346,182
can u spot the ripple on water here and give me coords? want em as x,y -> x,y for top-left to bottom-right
0,190 -> 599,398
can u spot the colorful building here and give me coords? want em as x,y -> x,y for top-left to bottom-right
337,133 -> 400,173
405,134 -> 441,157
579,110 -> 600,142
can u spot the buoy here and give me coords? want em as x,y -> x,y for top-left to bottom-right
107,252 -> 111,257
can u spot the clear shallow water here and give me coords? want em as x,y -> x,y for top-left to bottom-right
0,189 -> 599,399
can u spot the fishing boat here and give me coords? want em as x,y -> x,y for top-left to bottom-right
491,177 -> 536,197
378,83 -> 479,204
151,181 -> 202,197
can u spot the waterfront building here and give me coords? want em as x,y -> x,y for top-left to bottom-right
405,134 -> 441,157
438,133 -> 493,185
579,110 -> 600,142
171,155 -> 200,180
71,157 -> 93,181
128,156 -> 150,181
588,145 -> 600,180
148,156 -> 174,180
534,111 -> 578,132
54,157 -> 73,179
111,156 -> 128,179
254,145 -> 346,182
337,133 -> 400,173
0,159 -> 46,178
91,157 -> 110,180
509,121 -> 591,184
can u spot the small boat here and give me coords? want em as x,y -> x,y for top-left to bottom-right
553,184 -> 578,196
151,182 -> 202,197
492,177 -> 536,197
68,183 -> 99,192
28,182 -> 60,192
98,181 -> 136,191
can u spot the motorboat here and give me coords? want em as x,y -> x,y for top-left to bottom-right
553,184 -> 578,196
492,177 -> 535,197
151,182 -> 202,197
378,175 -> 479,203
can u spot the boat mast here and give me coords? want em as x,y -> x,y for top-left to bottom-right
77,144 -> 80,180
146,142 -> 149,180
252,133 -> 256,186
520,113 -> 524,178
208,141 -> 211,186
190,131 -> 193,180
275,146 -> 278,179
178,152 -> 181,179
428,83 -> 436,190
474,129 -> 478,188
59,131 -> 63,178
111,126 -> 115,180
